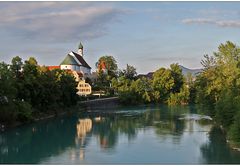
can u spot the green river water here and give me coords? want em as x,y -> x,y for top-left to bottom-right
1,104 -> 240,164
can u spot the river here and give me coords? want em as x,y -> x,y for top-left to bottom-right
1,104 -> 240,164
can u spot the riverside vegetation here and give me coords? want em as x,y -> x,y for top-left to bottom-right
0,57 -> 78,125
1,41 -> 240,148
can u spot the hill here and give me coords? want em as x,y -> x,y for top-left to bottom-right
137,65 -> 202,79
179,65 -> 202,77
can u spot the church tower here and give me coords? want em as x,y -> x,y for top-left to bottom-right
78,42 -> 83,56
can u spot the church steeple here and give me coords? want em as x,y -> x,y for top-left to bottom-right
78,42 -> 83,56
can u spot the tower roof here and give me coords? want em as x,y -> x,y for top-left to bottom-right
78,42 -> 83,49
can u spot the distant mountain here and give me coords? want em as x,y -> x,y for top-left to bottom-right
179,65 -> 202,77
137,65 -> 202,79
137,72 -> 154,79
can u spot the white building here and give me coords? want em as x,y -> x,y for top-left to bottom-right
60,42 -> 91,76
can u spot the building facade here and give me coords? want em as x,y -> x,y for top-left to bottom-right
77,79 -> 92,96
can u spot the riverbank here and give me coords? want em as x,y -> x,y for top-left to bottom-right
0,105 -> 81,131
0,97 -> 120,131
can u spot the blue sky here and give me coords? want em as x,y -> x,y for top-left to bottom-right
0,2 -> 240,74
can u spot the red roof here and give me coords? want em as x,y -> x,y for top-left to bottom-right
47,66 -> 60,70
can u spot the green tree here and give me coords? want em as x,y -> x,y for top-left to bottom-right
10,56 -> 23,79
122,64 -> 137,80
152,67 -> 174,102
170,63 -> 184,93
96,55 -> 118,78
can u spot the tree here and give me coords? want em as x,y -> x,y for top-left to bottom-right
122,64 -> 137,80
94,56 -> 118,95
10,56 -> 23,79
0,62 -> 16,102
96,56 -> 118,78
170,63 -> 184,93
152,67 -> 174,102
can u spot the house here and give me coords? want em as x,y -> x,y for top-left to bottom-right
77,79 -> 92,96
60,42 -> 91,76
97,60 -> 108,74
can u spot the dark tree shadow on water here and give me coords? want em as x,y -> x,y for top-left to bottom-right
200,126 -> 240,164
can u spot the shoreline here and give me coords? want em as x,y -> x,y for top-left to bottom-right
227,139 -> 240,152
218,125 -> 240,152
0,97 -> 119,131
0,105 -> 82,132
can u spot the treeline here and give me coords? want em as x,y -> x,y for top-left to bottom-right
111,64 -> 189,105
93,56 -> 190,105
0,56 -> 78,124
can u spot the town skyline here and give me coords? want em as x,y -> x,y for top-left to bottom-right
1,2 -> 240,73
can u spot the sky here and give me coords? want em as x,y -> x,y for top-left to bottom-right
0,2 -> 240,74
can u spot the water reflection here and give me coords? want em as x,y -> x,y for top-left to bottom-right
0,105 -> 240,164
75,118 -> 92,160
200,126 -> 240,164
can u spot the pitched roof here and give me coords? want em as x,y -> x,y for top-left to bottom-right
60,54 -> 79,65
72,51 -> 91,69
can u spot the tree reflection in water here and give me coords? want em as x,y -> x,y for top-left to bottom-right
200,126 -> 240,164
1,105 -> 240,164
0,117 -> 77,164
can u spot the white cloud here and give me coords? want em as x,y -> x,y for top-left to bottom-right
0,2 -> 127,42
182,18 -> 240,28
182,18 -> 214,24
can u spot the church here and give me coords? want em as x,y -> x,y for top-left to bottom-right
47,42 -> 92,96
60,42 -> 91,76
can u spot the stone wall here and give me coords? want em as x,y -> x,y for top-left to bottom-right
79,97 -> 120,111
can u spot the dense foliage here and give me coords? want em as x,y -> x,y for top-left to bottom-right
111,63 -> 189,105
194,41 -> 240,146
0,56 -> 78,124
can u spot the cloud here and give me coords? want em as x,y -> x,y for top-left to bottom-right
197,9 -> 240,17
0,2 -> 127,42
182,18 -> 240,28
182,18 -> 214,24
